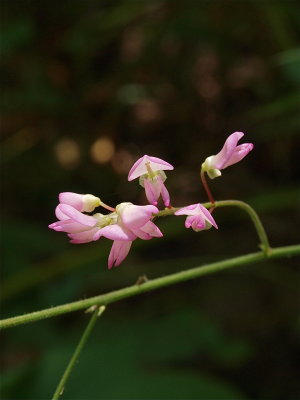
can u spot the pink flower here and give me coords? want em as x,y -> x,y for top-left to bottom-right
202,132 -> 254,179
48,204 -> 104,243
106,204 -> 163,268
128,155 -> 174,206
49,201 -> 162,269
94,202 -> 163,268
59,192 -> 101,212
116,202 -> 163,240
175,203 -> 218,232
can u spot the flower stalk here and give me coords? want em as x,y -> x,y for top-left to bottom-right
52,305 -> 105,400
99,201 -> 115,212
200,170 -> 215,207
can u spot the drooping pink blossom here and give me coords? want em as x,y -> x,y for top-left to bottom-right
202,132 -> 254,179
104,202 -> 163,268
128,155 -> 174,206
175,203 -> 218,232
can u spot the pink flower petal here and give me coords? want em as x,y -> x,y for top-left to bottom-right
222,143 -> 254,168
147,155 -> 174,170
108,240 -> 132,268
185,215 -> 205,230
213,132 -> 244,169
49,220 -> 92,233
184,215 -> 194,228
141,221 -> 163,237
48,221 -> 62,230
144,179 -> 159,206
58,204 -> 97,227
68,227 -> 100,243
55,205 -> 69,221
197,204 -> 218,229
119,203 -> 158,229
128,155 -> 174,181
59,192 -> 84,211
157,176 -> 171,207
175,204 -> 199,216
130,227 -> 152,240
131,220 -> 163,240
93,224 -> 136,241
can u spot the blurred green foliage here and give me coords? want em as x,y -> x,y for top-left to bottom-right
1,0 -> 300,399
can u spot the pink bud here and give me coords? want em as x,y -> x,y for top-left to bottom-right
59,192 -> 100,212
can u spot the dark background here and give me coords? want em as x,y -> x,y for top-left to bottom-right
1,1 -> 300,399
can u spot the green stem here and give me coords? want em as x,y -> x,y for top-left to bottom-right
214,200 -> 271,254
1,244 -> 299,330
52,306 -> 105,400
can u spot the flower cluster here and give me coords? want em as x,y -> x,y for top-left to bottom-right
49,197 -> 162,269
49,132 -> 253,268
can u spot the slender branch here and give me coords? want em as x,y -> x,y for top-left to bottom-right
1,244 -> 299,330
52,305 -> 105,400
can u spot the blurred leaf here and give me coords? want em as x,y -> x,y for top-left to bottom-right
248,186 -> 300,213
275,47 -> 300,86
0,18 -> 34,57
27,309 -> 249,399
247,92 -> 300,125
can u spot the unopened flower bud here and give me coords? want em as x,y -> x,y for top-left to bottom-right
59,192 -> 101,212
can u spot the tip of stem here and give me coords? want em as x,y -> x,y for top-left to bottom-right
97,305 -> 106,316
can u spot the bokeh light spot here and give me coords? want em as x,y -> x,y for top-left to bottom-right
54,138 -> 80,169
90,137 -> 115,164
